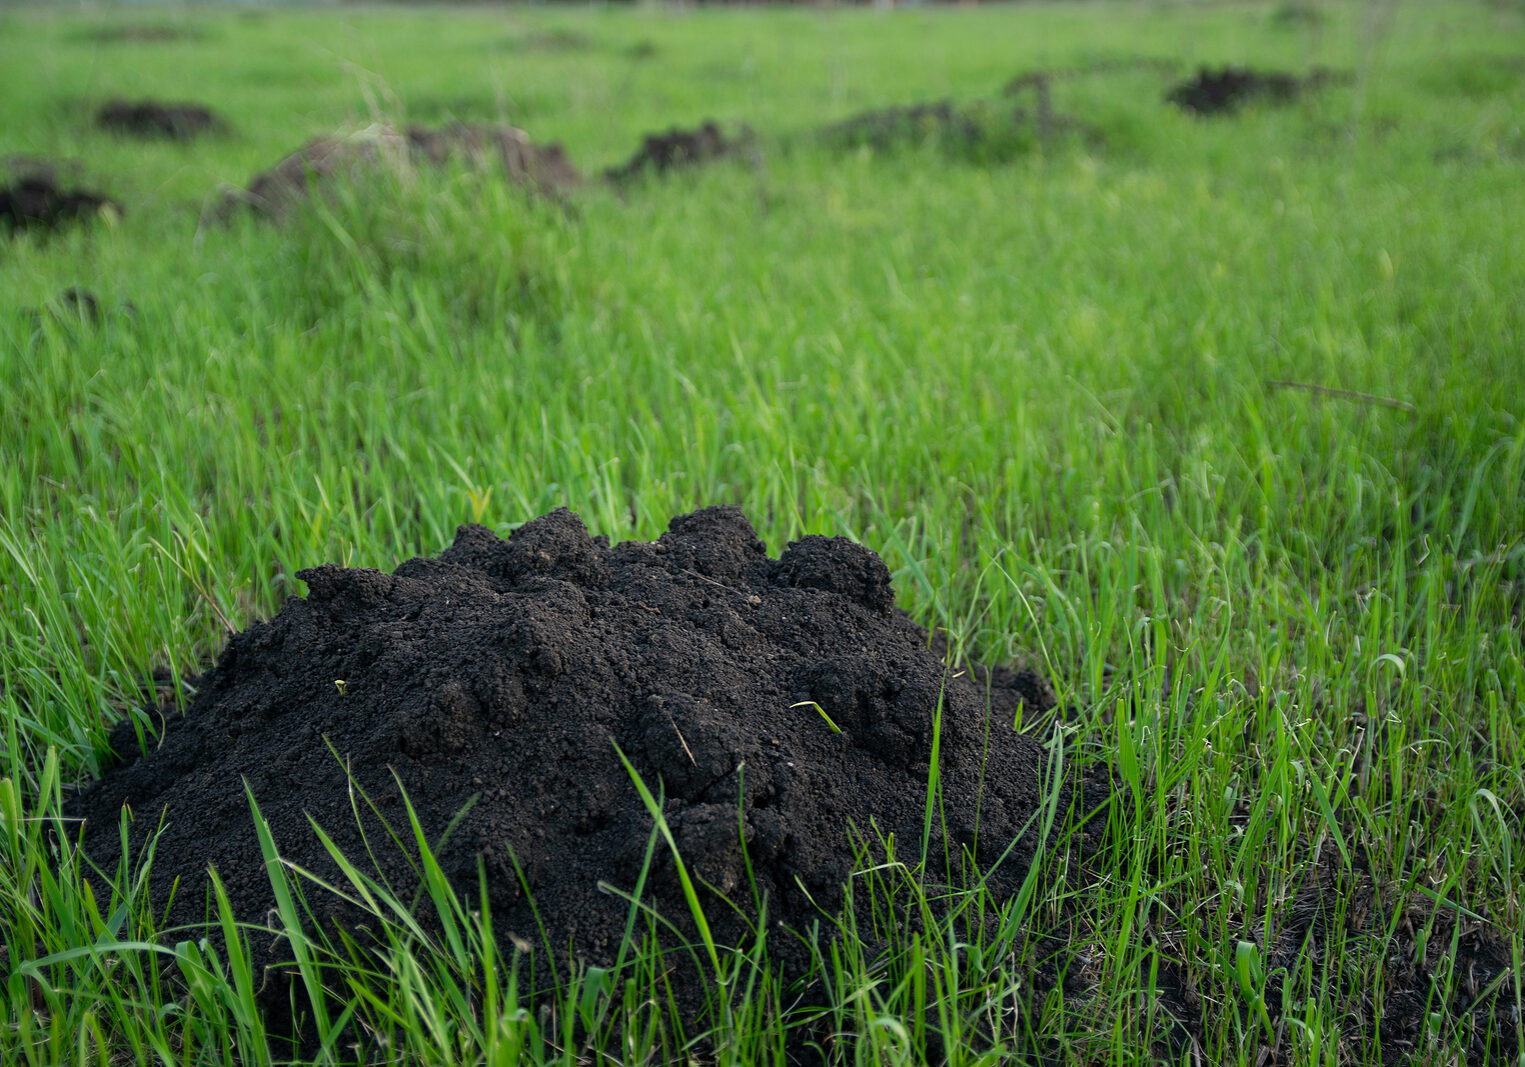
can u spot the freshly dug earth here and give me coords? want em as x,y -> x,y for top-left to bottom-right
220,121 -> 579,222
97,98 -> 223,140
0,170 -> 117,236
1167,65 -> 1342,116
71,507 -> 1084,1020
605,121 -> 753,182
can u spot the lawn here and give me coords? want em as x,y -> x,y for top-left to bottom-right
2,0 -> 1523,1063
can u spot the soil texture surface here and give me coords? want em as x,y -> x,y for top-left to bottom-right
605,121 -> 754,182
1167,66 -> 1342,116
71,507 -> 1082,1019
1,167 -> 117,236
220,121 -> 578,222
97,98 -> 224,140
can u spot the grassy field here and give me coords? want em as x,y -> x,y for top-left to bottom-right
3,0 -> 1525,1063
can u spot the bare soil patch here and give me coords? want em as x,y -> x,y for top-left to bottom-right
97,98 -> 224,141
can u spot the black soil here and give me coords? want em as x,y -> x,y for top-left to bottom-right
605,121 -> 753,182
1,170 -> 117,236
1167,65 -> 1341,116
97,98 -> 223,140
70,507 -> 1081,1015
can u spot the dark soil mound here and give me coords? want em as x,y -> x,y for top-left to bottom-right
1,171 -> 117,236
82,24 -> 205,43
22,288 -> 137,336
605,121 -> 753,182
825,100 -> 980,151
1167,65 -> 1341,116
221,122 -> 579,222
823,97 -> 1093,162
52,287 -> 102,323
70,507 -> 1089,1023
97,98 -> 223,140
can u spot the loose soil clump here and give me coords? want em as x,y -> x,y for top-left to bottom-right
1,166 -> 118,236
97,98 -> 224,141
1167,65 -> 1342,116
220,121 -> 579,222
605,121 -> 754,182
71,506 -> 1089,1032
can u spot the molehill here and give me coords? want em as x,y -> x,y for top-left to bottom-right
71,506 -> 1100,1010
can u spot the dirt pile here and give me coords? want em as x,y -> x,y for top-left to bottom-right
605,121 -> 754,182
1167,65 -> 1342,116
1,167 -> 118,236
825,100 -> 981,151
82,24 -> 204,44
823,97 -> 1093,161
220,121 -> 579,222
97,98 -> 223,140
21,288 -> 137,336
71,506 -> 1090,1019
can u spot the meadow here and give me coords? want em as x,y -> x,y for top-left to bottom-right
2,0 -> 1524,1063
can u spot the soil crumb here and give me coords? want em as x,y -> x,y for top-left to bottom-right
605,121 -> 754,182
221,121 -> 579,222
97,98 -> 223,141
1167,65 -> 1342,116
1,167 -> 118,236
70,506 -> 1084,1028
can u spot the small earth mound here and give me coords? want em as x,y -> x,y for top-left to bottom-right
220,121 -> 579,222
22,288 -> 137,334
605,121 -> 754,182
1,168 -> 118,236
70,506 -> 1095,1032
825,100 -> 980,151
82,24 -> 203,44
1167,66 -> 1341,116
823,97 -> 1090,162
53,286 -> 102,323
500,26 -> 596,53
97,98 -> 223,141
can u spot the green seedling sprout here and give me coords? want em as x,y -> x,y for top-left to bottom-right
791,700 -> 841,734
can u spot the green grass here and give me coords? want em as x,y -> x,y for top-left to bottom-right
3,0 -> 1524,1062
